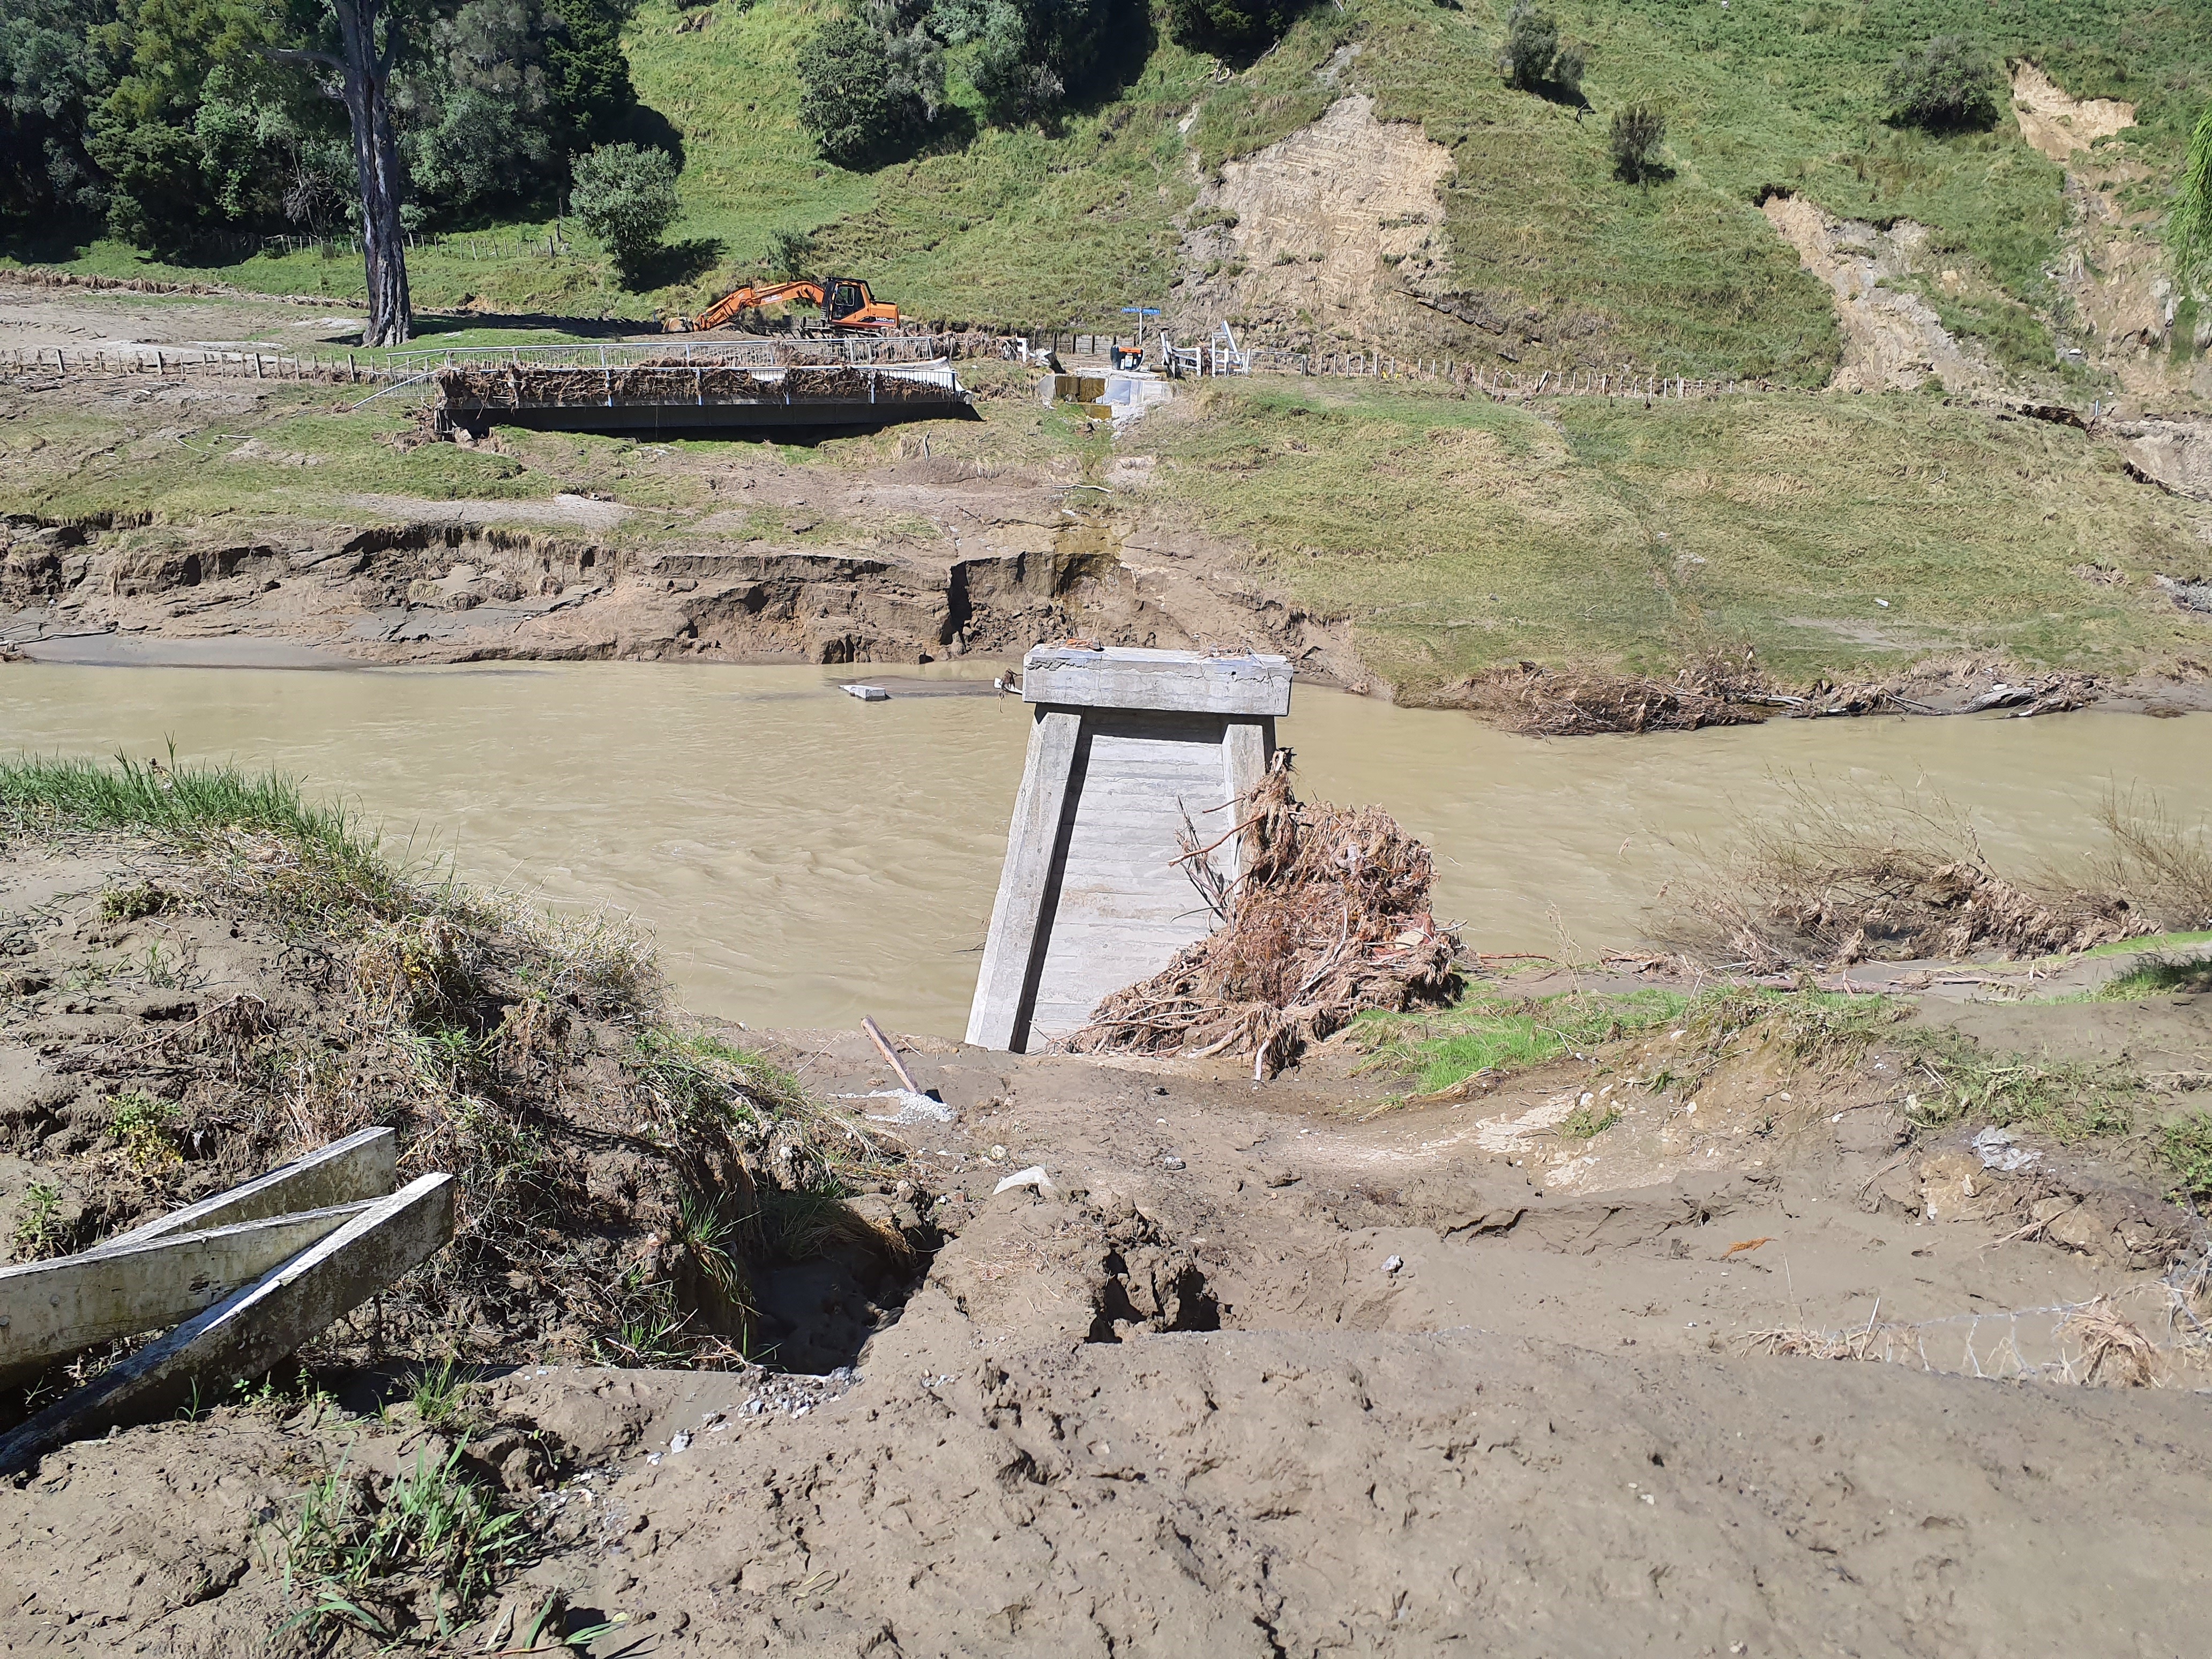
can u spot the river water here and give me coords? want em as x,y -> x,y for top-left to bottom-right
4,660 -> 2209,1035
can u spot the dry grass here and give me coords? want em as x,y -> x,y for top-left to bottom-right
1443,648 -> 1776,736
2062,1299 -> 2164,1387
1657,780 -> 2210,968
1062,755 -> 1460,1077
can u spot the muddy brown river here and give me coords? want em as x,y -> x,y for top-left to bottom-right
5,660 -> 2210,1035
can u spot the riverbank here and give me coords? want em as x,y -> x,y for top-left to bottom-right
2,774 -> 2208,1651
7,288 -> 2212,709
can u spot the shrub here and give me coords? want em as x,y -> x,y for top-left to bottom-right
1610,101 -> 1667,182
796,6 -> 942,166
1499,3 -> 1582,98
1167,0 -> 1306,56
570,141 -> 681,282
1884,35 -> 2000,131
765,226 -> 817,279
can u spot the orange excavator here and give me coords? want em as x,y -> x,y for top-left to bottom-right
667,275 -> 905,334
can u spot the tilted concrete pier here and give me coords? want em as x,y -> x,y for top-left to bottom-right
967,645 -> 1291,1053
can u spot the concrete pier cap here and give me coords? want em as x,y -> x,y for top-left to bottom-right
966,645 -> 1292,1054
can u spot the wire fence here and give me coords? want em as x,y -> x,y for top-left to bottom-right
5,327 -> 1797,407
2,345 -> 379,383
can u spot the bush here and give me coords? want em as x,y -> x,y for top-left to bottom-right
570,141 -> 679,281
933,0 -> 1119,126
1499,3 -> 1582,99
1609,101 -> 1666,182
764,226 -> 817,279
1884,34 -> 2000,131
1167,0 -> 1306,56
796,8 -> 941,166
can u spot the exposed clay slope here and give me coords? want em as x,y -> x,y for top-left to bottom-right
1173,95 -> 1456,353
2011,63 -> 2136,163
1759,196 -> 1996,395
0,486 -> 1362,681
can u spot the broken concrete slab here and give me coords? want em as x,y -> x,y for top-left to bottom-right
0,1172 -> 454,1472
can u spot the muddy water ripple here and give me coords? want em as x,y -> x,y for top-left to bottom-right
5,661 -> 2209,1035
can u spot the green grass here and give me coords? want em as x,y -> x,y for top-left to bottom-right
11,0 -> 2203,373
2097,952 -> 2212,997
0,749 -> 422,922
1355,982 -> 1916,1103
1146,379 -> 2212,691
285,1441 -> 530,1641
2158,1111 -> 2212,1201
1354,986 -> 1692,1093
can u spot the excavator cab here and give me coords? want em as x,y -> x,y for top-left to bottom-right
822,278 -> 874,325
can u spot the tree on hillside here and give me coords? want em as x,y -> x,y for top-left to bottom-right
1167,0 -> 1305,57
1498,3 -> 1581,101
1609,100 -> 1665,183
1884,35 -> 1999,132
269,0 -> 415,346
2173,101 -> 2212,293
570,139 -> 678,282
544,0 -> 637,151
933,0 -> 1120,127
796,2 -> 941,166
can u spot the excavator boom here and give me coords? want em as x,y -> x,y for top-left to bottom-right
673,274 -> 903,334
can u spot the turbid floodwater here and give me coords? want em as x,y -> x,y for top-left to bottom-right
4,659 -> 2210,1034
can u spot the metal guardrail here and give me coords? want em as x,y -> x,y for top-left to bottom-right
383,334 -> 983,374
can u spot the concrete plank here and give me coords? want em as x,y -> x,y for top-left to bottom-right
0,1174 -> 455,1473
966,709 -> 1082,1050
1022,646 -> 1291,716
0,1201 -> 378,1376
89,1128 -> 397,1255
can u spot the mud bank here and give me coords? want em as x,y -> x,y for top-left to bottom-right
3,811 -> 2210,1651
0,505 -> 1357,682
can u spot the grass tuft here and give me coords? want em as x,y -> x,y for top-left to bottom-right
2099,954 -> 2212,1000
283,1441 -> 528,1641
1354,986 -> 1691,1093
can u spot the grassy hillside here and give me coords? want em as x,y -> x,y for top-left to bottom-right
8,358 -> 2208,691
8,0 -> 2204,379
1145,378 -> 2212,692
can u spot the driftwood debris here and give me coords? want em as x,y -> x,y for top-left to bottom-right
1060,755 -> 1460,1077
435,361 -> 952,411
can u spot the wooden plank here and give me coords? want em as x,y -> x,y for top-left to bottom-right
1022,646 -> 1291,717
0,1174 -> 455,1473
88,1127 -> 396,1256
966,709 -> 1083,1051
0,1200 -> 378,1377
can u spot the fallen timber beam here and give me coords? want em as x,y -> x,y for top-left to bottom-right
87,1125 -> 396,1253
0,1173 -> 455,1473
0,1199 -> 379,1377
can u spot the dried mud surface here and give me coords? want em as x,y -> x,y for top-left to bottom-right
4,892 -> 2209,1653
